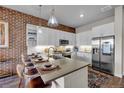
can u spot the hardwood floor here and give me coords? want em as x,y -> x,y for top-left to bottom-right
102,76 -> 124,88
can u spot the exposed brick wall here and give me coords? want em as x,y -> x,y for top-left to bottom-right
0,6 -> 75,74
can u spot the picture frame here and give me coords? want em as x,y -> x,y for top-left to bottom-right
0,21 -> 9,48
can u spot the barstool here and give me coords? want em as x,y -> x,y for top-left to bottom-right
16,64 -> 60,88
16,64 -> 25,88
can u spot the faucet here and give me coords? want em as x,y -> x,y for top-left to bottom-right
48,47 -> 56,62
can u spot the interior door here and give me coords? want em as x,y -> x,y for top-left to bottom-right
100,36 -> 114,74
92,38 -> 100,69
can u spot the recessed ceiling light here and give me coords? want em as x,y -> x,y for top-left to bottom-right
80,14 -> 84,18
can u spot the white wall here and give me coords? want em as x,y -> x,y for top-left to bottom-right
115,6 -> 123,77
114,6 -> 123,78
122,7 -> 124,76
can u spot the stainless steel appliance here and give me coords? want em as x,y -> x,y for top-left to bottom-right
59,39 -> 69,46
92,36 -> 114,75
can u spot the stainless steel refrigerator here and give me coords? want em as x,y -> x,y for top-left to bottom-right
92,36 -> 114,75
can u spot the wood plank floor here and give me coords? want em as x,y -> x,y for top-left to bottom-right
102,76 -> 124,88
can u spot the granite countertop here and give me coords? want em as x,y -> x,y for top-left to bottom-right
34,58 -> 90,83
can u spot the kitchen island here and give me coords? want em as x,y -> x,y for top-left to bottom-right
34,58 -> 89,88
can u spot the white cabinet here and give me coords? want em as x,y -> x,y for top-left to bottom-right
37,27 -> 59,45
92,22 -> 114,37
27,24 -> 75,46
70,33 -> 76,45
54,30 -> 60,46
53,30 -> 75,46
37,27 -> 49,45
76,33 -> 80,46
47,28 -> 55,45
58,31 -> 65,40
76,22 -> 114,46
68,33 -> 76,45
27,24 -> 37,47
76,30 -> 92,46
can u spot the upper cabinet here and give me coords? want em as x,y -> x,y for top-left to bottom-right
27,24 -> 75,46
27,24 -> 37,47
61,31 -> 76,45
76,30 -> 92,46
76,22 -> 114,46
92,22 -> 114,37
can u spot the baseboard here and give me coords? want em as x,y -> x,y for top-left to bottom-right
114,73 -> 123,78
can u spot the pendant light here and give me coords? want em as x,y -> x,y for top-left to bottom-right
38,5 -> 42,33
48,8 -> 58,27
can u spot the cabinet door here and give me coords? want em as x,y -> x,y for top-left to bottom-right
37,30 -> 43,45
47,29 -> 54,45
69,33 -> 75,45
59,31 -> 75,46
58,31 -> 65,40
81,32 -> 88,45
76,33 -> 81,46
76,31 -> 90,45
101,22 -> 114,36
86,31 -> 92,45
27,24 -> 37,47
54,30 -> 60,46
72,33 -> 76,45
92,22 -> 114,37
64,32 -> 70,44
37,27 -> 49,45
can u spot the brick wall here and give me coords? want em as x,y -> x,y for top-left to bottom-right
0,6 -> 75,74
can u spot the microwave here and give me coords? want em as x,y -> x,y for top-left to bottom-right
59,39 -> 69,45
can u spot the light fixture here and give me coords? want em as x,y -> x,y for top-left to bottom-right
38,5 -> 43,33
38,27 -> 42,33
48,8 -> 58,27
80,14 -> 84,18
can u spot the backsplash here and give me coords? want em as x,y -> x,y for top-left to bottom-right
28,45 -> 74,55
78,45 -> 92,53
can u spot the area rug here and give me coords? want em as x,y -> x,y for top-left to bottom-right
88,68 -> 111,88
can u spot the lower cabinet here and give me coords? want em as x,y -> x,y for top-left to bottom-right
53,67 -> 88,88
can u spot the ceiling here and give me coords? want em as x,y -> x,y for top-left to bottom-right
2,5 -> 117,28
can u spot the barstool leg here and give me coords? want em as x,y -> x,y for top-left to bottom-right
24,77 -> 31,88
18,78 -> 22,88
